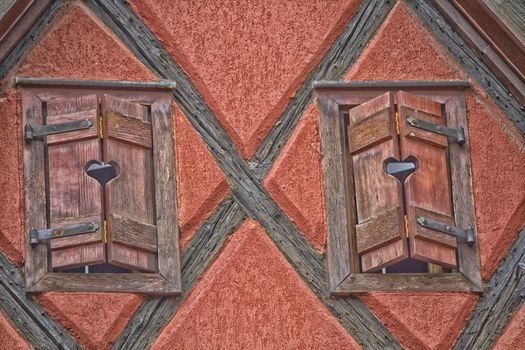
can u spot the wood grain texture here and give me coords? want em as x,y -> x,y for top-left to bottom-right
410,0 -> 525,137
0,252 -> 81,350
23,91 -> 47,287
103,95 -> 156,272
111,214 -> 157,252
84,1 -> 402,349
0,0 -> 61,79
46,94 -> 105,269
453,227 -> 525,350
398,91 -> 457,268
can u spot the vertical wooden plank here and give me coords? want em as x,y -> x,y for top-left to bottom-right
317,93 -> 354,290
446,94 -> 482,288
398,91 -> 458,268
103,95 -> 157,272
46,95 -> 105,269
152,97 -> 180,289
348,92 -> 408,272
23,91 -> 47,286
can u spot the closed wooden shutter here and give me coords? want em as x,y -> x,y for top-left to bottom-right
397,91 -> 457,268
102,95 -> 157,272
47,95 -> 105,270
347,92 -> 408,272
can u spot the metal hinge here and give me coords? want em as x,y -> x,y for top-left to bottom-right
406,117 -> 466,145
24,119 -> 93,142
416,216 -> 475,245
98,116 -> 104,139
29,222 -> 99,247
103,220 -> 108,243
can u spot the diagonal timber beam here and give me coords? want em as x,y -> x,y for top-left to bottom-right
407,0 -> 525,138
86,0 -> 401,349
453,227 -> 525,349
0,251 -> 81,350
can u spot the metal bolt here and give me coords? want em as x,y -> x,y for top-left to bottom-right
81,120 -> 88,127
49,125 -> 57,131
446,226 -> 451,231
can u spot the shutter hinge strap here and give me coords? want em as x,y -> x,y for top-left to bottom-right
29,222 -> 99,247
406,117 -> 466,145
416,217 -> 475,245
24,119 -> 93,142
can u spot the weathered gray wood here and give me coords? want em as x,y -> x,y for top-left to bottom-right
23,90 -> 47,288
453,227 -> 525,350
112,198 -> 246,350
151,97 -> 181,290
483,0 -> 525,45
0,252 -> 81,350
408,0 -> 525,137
446,93 -> 483,290
335,272 -> 481,294
0,0 -> 61,79
87,0 -> 402,349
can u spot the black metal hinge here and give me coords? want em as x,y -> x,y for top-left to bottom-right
24,119 -> 93,142
29,222 -> 99,247
416,217 -> 475,245
406,117 -> 466,145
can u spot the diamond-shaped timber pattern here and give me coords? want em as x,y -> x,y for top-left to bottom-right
38,293 -> 143,350
2,1 -> 525,348
128,0 -> 363,158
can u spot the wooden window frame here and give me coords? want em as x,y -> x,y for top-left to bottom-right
21,78 -> 181,295
315,80 -> 482,295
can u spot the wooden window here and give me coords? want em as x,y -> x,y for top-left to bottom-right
21,78 -> 181,295
315,81 -> 482,294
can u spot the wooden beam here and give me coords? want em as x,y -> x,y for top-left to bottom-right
0,0 -> 60,78
112,198 -> 246,349
86,0 -> 402,349
409,0 -> 525,138
0,252 -> 81,350
453,227 -> 525,349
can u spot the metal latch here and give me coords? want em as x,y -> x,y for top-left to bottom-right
406,117 -> 466,145
24,119 -> 93,142
29,222 -> 99,247
416,217 -> 475,245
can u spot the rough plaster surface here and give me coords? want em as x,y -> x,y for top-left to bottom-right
130,0 -> 362,158
38,292 -> 143,350
0,310 -> 30,350
173,103 -> 229,248
361,293 -> 477,350
0,92 -> 24,265
16,4 -> 155,81
493,302 -> 525,350
152,220 -> 360,349
342,3 -> 523,348
265,103 -> 327,251
344,1 -> 525,279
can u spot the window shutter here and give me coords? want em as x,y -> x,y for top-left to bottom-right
47,95 -> 106,270
347,92 -> 408,272
397,91 -> 457,268
102,95 -> 157,272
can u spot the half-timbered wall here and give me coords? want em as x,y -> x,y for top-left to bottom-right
0,1 -> 524,349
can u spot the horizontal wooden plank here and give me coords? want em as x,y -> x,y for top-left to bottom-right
334,272 -> 482,294
107,111 -> 152,148
111,213 -> 157,252
27,272 -> 180,295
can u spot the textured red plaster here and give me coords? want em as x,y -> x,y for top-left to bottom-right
361,293 -> 477,350
0,310 -> 30,350
16,4 -> 155,81
130,0 -> 362,158
173,103 -> 229,248
0,92 -> 24,265
345,2 -> 465,81
265,104 -> 327,251
493,303 -> 525,350
467,92 -> 525,279
38,293 -> 143,350
152,220 -> 360,349
342,1 -> 525,279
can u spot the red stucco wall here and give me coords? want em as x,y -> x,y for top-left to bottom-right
0,0 -> 524,349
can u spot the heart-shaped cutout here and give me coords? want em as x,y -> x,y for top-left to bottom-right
85,160 -> 119,186
383,156 -> 418,184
